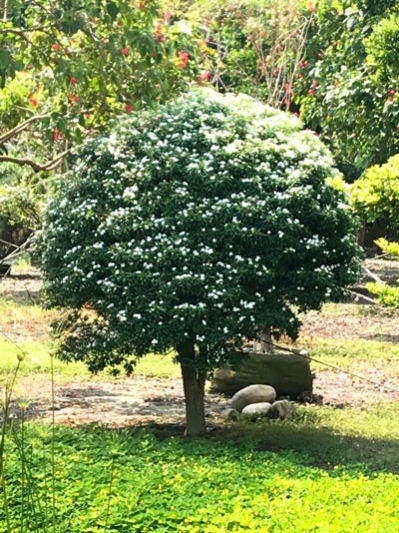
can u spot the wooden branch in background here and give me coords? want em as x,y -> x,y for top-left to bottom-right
0,149 -> 70,173
0,238 -> 31,265
0,113 -> 50,145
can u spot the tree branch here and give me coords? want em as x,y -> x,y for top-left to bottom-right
0,25 -> 57,35
0,149 -> 70,173
349,290 -> 378,305
0,238 -> 31,266
363,267 -> 386,285
0,238 -> 18,250
0,113 -> 50,145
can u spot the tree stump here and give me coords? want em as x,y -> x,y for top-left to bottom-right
210,350 -> 313,399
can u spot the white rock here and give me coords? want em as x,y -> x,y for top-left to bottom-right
231,384 -> 277,412
241,402 -> 272,419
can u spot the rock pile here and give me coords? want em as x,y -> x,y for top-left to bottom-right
226,384 -> 293,421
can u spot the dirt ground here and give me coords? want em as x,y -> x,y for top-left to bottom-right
2,261 -> 399,428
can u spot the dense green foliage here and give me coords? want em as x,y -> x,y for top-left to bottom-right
2,424 -> 399,532
0,0 -> 203,140
296,0 -> 399,171
41,89 -> 361,374
350,155 -> 399,225
4,0 -> 399,181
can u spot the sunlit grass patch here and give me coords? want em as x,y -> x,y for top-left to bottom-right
0,339 -> 89,378
134,353 -> 181,378
298,338 -> 399,373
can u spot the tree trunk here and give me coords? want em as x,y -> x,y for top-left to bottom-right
177,342 -> 207,436
180,364 -> 206,437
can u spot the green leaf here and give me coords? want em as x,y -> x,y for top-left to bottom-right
0,49 -> 10,69
60,18 -> 85,35
106,1 -> 119,20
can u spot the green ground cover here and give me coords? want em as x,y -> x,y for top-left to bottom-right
2,424 -> 399,533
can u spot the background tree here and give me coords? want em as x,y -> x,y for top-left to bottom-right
295,0 -> 399,175
41,90 -> 361,436
0,0 -> 206,260
0,0 -> 202,157
175,0 -> 310,108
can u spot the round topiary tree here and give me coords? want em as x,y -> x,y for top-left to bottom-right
41,89 -> 361,436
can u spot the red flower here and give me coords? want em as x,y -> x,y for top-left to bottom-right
84,113 -> 91,119
154,24 -> 164,42
103,38 -> 110,44
177,50 -> 189,68
30,98 -> 38,107
308,89 -> 315,97
121,48 -> 129,56
198,70 -> 210,81
70,76 -> 77,83
308,1 -> 316,12
284,82 -> 291,91
293,112 -> 300,117
125,104 -> 133,113
389,89 -> 396,95
52,43 -> 60,50
312,80 -> 319,88
178,51 -> 189,61
72,96 -> 79,103
52,129 -> 60,141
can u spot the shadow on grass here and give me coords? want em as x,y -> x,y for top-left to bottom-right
151,422 -> 399,475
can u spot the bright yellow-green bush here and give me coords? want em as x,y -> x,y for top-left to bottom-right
351,154 -> 399,225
